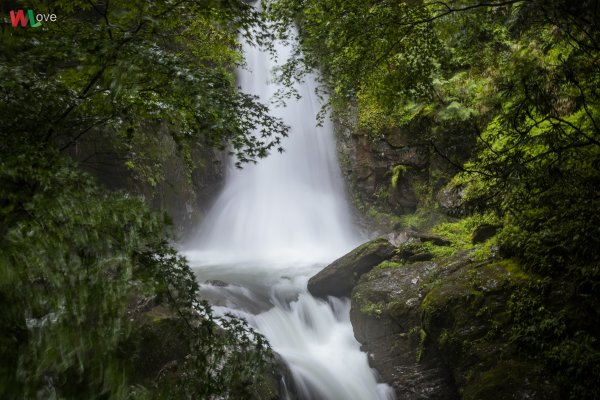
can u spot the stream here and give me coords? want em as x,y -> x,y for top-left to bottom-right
184,21 -> 395,400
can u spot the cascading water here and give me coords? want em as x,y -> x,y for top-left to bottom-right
184,18 -> 395,400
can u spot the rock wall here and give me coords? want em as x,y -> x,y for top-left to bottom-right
334,116 -> 428,221
68,131 -> 225,239
334,111 -> 470,233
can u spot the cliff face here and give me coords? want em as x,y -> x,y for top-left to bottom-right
335,117 -> 425,220
334,112 -> 466,233
68,130 -> 225,239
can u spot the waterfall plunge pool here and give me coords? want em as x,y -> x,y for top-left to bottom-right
186,255 -> 396,400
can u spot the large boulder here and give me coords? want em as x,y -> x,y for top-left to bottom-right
471,224 -> 499,244
351,260 -> 457,400
307,238 -> 396,299
350,255 -> 559,400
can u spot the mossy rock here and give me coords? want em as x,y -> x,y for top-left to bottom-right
421,259 -> 558,398
350,259 -> 457,399
462,360 -> 559,400
350,252 -> 558,399
471,224 -> 499,244
308,237 -> 396,298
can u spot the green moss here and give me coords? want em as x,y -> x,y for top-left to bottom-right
421,288 -> 443,317
377,260 -> 402,269
426,243 -> 456,258
497,259 -> 529,280
399,207 -> 446,230
470,236 -> 497,262
412,213 -> 503,261
391,164 -> 408,189
433,213 -> 497,239
374,186 -> 389,200
366,207 -> 403,228
462,361 -> 551,400
360,302 -> 384,317
438,329 -> 451,346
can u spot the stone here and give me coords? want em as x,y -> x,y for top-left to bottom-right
307,238 -> 396,299
351,260 -> 457,400
205,279 -> 229,287
407,252 -> 434,262
386,229 -> 418,246
395,240 -> 427,261
415,234 -> 452,246
436,184 -> 464,216
384,128 -> 411,148
350,255 -> 559,400
388,170 -> 419,214
471,224 -> 499,244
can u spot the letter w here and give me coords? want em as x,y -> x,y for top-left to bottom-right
10,10 -> 28,28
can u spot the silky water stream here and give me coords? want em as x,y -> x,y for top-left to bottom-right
184,26 -> 395,400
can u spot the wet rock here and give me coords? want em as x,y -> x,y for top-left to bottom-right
396,240 -> 424,261
471,224 -> 499,244
384,128 -> 411,149
307,238 -> 396,299
387,230 -> 451,250
423,260 -> 559,399
388,169 -> 419,214
415,234 -> 451,246
350,256 -> 559,399
72,130 -> 225,241
204,279 -> 229,287
436,184 -> 464,216
386,229 -> 419,247
351,260 -> 457,400
407,252 -> 434,262
333,117 -> 432,231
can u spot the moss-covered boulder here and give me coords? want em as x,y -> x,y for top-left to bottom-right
350,255 -> 559,400
351,259 -> 457,399
421,259 -> 559,400
308,238 -> 396,298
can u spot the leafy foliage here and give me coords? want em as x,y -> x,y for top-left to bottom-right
0,148 -> 272,399
1,1 -> 279,398
1,0 -> 288,172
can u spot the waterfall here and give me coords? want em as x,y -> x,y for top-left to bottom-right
185,19 -> 395,400
188,30 -> 359,265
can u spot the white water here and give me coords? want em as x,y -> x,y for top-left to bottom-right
185,22 -> 395,400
